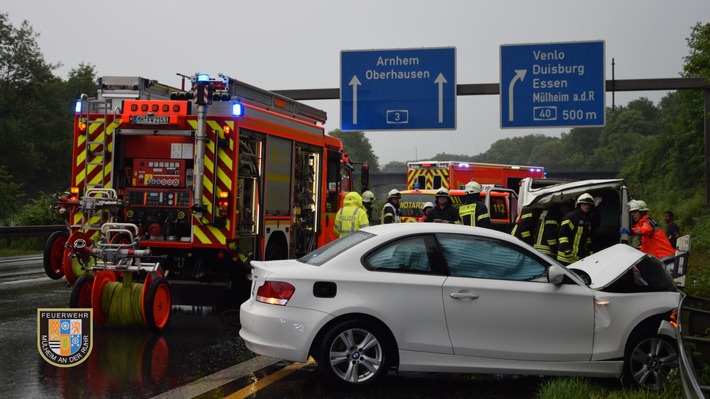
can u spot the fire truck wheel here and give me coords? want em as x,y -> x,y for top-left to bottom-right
144,278 -> 171,332
43,230 -> 69,280
70,275 -> 94,308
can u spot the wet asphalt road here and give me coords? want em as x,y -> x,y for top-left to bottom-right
0,271 -> 250,398
0,257 -> 621,398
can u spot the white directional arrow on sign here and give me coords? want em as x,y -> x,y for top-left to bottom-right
434,73 -> 448,123
507,69 -> 527,122
349,75 -> 361,124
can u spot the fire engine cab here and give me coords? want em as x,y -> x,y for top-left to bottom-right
43,74 -> 356,329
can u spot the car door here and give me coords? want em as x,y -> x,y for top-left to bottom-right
363,234 -> 452,354
438,233 -> 595,361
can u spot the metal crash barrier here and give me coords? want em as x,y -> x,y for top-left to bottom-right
677,294 -> 710,398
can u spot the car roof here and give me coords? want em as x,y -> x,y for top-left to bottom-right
521,178 -> 625,208
360,222 -> 518,243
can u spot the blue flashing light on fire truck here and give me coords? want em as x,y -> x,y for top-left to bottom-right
44,73 -> 362,330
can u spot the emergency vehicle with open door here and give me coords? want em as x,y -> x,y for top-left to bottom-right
43,74 -> 355,330
516,177 -> 690,287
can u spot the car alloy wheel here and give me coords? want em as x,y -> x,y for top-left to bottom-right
318,319 -> 390,387
625,333 -> 678,390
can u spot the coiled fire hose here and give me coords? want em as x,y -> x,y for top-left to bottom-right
101,273 -> 145,326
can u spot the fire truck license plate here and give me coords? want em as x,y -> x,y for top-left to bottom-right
133,115 -> 169,125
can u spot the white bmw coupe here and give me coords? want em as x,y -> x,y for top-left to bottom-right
240,223 -> 680,389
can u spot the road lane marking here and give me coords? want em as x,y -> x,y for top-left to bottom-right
150,356 -> 281,399
226,358 -> 315,399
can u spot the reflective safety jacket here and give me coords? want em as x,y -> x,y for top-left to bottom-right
382,201 -> 400,224
334,192 -> 370,237
534,207 -> 563,256
632,214 -> 675,259
511,207 -> 534,244
557,207 -> 593,265
459,195 -> 491,228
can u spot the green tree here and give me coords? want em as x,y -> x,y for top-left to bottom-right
0,166 -> 25,225
10,191 -> 62,226
428,153 -> 477,162
589,101 -> 659,171
0,14 -> 96,197
0,13 -> 60,196
621,22 -> 710,247
475,134 -> 557,166
381,161 -> 407,173
329,129 -> 380,172
40,63 -> 98,194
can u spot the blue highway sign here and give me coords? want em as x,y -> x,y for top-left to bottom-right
500,41 -> 605,128
341,47 -> 456,131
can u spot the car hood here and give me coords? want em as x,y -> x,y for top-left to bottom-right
567,244 -> 646,289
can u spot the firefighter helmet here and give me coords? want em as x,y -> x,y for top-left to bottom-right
361,190 -> 375,203
636,200 -> 649,212
435,188 -> 450,197
575,193 -> 595,206
387,189 -> 401,199
421,201 -> 434,211
628,200 -> 642,212
464,181 -> 482,194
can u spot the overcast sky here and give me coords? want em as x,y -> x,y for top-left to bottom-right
5,0 -> 710,165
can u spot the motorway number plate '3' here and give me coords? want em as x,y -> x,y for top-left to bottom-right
133,115 -> 169,125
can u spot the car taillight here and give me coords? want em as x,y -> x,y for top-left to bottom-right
256,281 -> 295,305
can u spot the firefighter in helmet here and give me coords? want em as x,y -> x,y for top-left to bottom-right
382,189 -> 401,224
620,199 -> 675,261
334,192 -> 370,238
511,206 -> 535,245
557,193 -> 595,265
419,201 -> 434,222
533,201 -> 573,258
425,188 -> 460,223
361,190 -> 376,221
459,181 -> 491,228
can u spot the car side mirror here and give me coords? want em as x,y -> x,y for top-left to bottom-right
548,264 -> 566,285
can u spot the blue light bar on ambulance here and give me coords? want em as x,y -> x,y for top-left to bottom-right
75,99 -> 82,113
232,103 -> 244,117
197,74 -> 210,82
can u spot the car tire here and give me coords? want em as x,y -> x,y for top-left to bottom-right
623,330 -> 678,390
316,319 -> 392,387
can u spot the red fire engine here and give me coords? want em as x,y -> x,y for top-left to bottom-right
43,74 -> 356,330
407,161 -> 545,191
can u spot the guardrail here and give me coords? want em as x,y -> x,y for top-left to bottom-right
678,294 -> 710,398
0,225 -> 66,247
